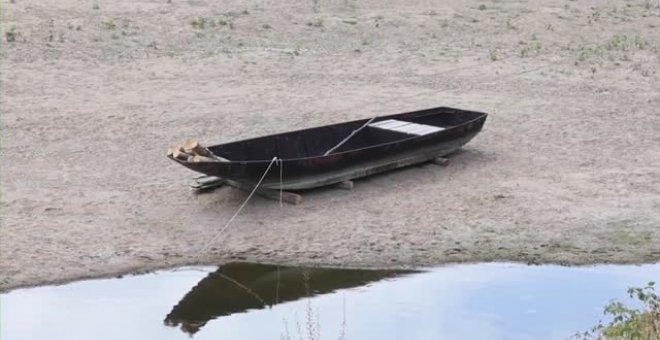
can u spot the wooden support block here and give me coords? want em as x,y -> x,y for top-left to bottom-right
189,176 -> 301,204
431,157 -> 450,167
190,176 -> 226,191
334,180 -> 354,190
196,176 -> 225,185
226,180 -> 302,205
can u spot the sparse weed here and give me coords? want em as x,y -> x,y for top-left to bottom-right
191,17 -> 207,29
606,35 -> 627,50
577,45 -> 604,62
577,34 -> 651,63
5,26 -> 18,42
307,18 -> 324,28
102,20 -> 117,30
280,271 -> 347,340
633,35 -> 649,49
605,34 -> 648,51
478,4 -> 487,10
489,48 -> 501,61
262,23 -> 272,29
520,40 -> 542,57
506,18 -> 517,30
588,8 -> 601,24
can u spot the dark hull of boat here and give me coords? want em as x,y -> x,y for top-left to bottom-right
170,106 -> 487,190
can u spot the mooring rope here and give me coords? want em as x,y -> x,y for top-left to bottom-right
323,116 -> 376,156
196,156 -> 279,257
276,158 -> 284,207
213,271 -> 269,306
184,157 -> 281,308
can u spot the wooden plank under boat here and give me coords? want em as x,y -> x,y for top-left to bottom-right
168,106 -> 488,190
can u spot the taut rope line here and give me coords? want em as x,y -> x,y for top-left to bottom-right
196,156 -> 279,257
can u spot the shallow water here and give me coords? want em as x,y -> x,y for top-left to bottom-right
2,262 -> 659,340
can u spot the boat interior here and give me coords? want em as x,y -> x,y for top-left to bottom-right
209,108 -> 484,161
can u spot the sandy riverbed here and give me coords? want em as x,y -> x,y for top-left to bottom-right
1,0 -> 660,292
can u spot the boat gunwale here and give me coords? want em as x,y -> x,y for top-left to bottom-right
169,107 -> 487,164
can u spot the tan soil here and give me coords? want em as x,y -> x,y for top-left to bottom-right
1,0 -> 660,292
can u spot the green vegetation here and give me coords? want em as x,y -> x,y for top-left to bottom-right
506,18 -> 517,30
605,35 -> 649,51
588,8 -> 601,24
191,17 -> 207,29
101,20 -> 117,30
520,34 -> 542,57
577,34 -> 650,62
307,18 -> 324,28
489,48 -> 501,61
576,282 -> 660,339
520,41 -> 542,57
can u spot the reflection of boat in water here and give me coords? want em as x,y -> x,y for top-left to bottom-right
164,262 -> 415,335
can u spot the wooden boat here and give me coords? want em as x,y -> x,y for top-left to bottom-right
168,106 -> 487,191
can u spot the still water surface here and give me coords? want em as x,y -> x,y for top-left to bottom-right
2,262 -> 659,340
